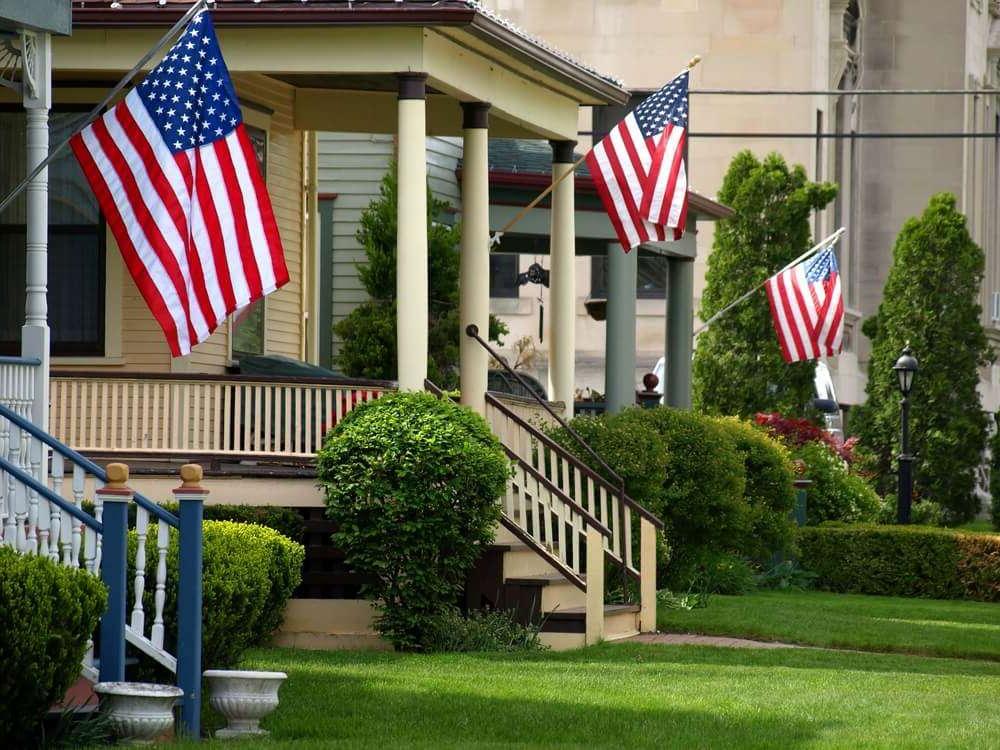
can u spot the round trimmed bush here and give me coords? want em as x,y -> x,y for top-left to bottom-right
131,520 -> 304,670
318,391 -> 510,650
795,441 -> 880,524
0,548 -> 106,745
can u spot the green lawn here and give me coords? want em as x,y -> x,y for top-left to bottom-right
185,643 -> 1000,749
658,589 -> 1000,660
958,520 -> 998,534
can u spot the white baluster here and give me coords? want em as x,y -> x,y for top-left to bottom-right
131,506 -> 149,635
51,453 -> 69,565
151,521 -> 169,649
8,425 -> 24,550
83,524 -> 96,575
71,464 -> 85,566
92,490 -> 104,572
27,437 -> 42,555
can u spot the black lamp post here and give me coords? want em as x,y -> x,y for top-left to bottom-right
892,344 -> 919,524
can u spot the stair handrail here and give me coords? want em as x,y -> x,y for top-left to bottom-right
0,452 -> 102,533
0,402 -> 179,527
465,325 -> 664,531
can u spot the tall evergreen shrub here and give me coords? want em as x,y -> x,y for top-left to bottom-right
693,151 -> 837,417
852,193 -> 993,522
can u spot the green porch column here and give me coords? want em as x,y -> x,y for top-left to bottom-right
666,256 -> 694,409
604,242 -> 637,413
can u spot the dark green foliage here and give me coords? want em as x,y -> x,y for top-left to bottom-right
852,193 -> 994,522
423,608 -> 545,653
798,524 -> 1000,601
317,392 -> 510,650
714,417 -> 797,559
754,560 -> 817,591
130,520 -> 304,669
693,151 -> 837,417
671,549 -> 758,596
160,501 -> 305,543
795,442 -> 880,525
0,549 -> 106,746
334,166 -> 508,388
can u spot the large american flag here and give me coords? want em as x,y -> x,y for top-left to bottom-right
70,11 -> 288,357
586,70 -> 689,251
765,246 -> 844,363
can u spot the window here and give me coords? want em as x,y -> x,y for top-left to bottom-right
0,109 -> 105,356
590,254 -> 667,299
232,123 -> 268,358
490,254 -> 519,298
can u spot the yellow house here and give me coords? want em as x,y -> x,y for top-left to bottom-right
1,0 -> 688,650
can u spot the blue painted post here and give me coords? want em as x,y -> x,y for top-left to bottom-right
98,463 -> 133,683
175,463 -> 205,740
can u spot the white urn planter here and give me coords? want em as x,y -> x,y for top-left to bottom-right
93,682 -> 183,745
203,669 -> 287,738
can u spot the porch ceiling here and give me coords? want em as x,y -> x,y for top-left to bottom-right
65,1 -> 630,140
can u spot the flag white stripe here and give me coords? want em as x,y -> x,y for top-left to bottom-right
224,131 -> 278,293
623,114 -> 653,173
780,268 -> 815,360
766,276 -> 797,361
666,158 -> 687,228
646,125 -> 684,220
608,124 -> 647,208
184,149 -> 228,327
592,142 -> 641,249
79,125 -> 192,354
198,143 -> 252,308
794,265 -> 820,329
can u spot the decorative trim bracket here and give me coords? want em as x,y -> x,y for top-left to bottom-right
0,33 -> 21,96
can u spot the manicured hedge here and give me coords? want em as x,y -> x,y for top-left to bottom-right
0,548 -> 106,745
798,524 -> 1000,601
130,520 -> 304,669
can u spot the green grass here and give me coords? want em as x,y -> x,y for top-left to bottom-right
658,589 -> 1000,660
184,644 -> 1000,749
957,520 -> 998,534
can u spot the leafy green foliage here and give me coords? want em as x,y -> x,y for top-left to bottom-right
317,392 -> 510,650
334,166 -> 508,388
160,501 -> 304,543
130,520 -> 304,669
794,442 -> 880,525
693,151 -> 837,417
754,560 -> 817,591
851,193 -> 994,522
797,524 -> 1000,601
714,417 -> 797,559
0,549 -> 106,746
674,549 -> 758,596
423,608 -> 545,653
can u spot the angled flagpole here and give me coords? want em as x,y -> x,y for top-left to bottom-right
0,0 -> 210,218
489,54 -> 703,248
693,226 -> 846,336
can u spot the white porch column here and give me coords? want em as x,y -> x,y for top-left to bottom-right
459,102 -> 491,414
396,73 -> 429,391
22,31 -> 52,431
547,140 -> 576,409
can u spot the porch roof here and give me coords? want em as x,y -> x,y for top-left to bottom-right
64,1 -> 629,140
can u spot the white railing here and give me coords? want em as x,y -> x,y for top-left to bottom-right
488,391 -> 565,430
50,373 -> 392,458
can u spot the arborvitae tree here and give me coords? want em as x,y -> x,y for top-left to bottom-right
693,151 -> 837,417
852,193 -> 993,522
334,166 -> 506,387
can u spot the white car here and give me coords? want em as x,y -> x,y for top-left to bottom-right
649,357 -> 843,437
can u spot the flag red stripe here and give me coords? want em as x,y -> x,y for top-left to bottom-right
90,115 -> 200,348
235,126 -> 288,286
776,271 -> 809,361
604,136 -> 651,247
191,148 -> 239,314
70,133 -> 183,356
764,279 -> 794,364
213,137 -> 264,300
586,149 -> 632,252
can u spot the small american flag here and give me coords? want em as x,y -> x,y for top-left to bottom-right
586,70 -> 689,251
765,246 -> 844,363
70,10 -> 287,357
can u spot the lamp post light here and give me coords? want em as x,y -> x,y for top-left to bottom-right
892,344 -> 919,524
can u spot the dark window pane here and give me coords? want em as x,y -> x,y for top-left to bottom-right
233,299 -> 265,358
490,254 -> 519,299
591,254 -> 667,299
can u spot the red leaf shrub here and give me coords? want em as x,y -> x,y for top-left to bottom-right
754,412 -> 858,464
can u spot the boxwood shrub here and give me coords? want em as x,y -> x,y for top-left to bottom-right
130,520 -> 304,669
798,524 -> 1000,601
318,391 -> 510,650
0,548 -> 106,745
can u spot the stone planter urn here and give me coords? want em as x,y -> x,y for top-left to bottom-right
203,669 -> 287,738
93,682 -> 183,744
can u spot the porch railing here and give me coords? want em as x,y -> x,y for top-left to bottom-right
50,372 -> 392,459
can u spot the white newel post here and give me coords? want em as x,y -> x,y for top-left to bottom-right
459,102 -> 490,414
22,31 -> 52,432
548,141 -> 576,409
395,73 -> 429,391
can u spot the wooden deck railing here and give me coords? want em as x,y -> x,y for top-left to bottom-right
49,372 -> 393,459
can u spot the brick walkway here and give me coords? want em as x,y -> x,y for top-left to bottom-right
629,633 -> 803,649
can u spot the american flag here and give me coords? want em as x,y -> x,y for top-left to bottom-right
586,70 -> 688,251
70,11 -> 287,357
765,246 -> 844,363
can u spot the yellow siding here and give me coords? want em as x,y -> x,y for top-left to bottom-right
53,74 -> 305,375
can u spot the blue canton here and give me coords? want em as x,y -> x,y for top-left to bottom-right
804,246 -> 839,283
137,12 -> 242,154
632,70 -> 688,138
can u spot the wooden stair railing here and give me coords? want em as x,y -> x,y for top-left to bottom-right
0,402 -> 204,736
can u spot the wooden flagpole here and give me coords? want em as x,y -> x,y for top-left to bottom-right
489,54 -> 703,247
692,226 -> 847,336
